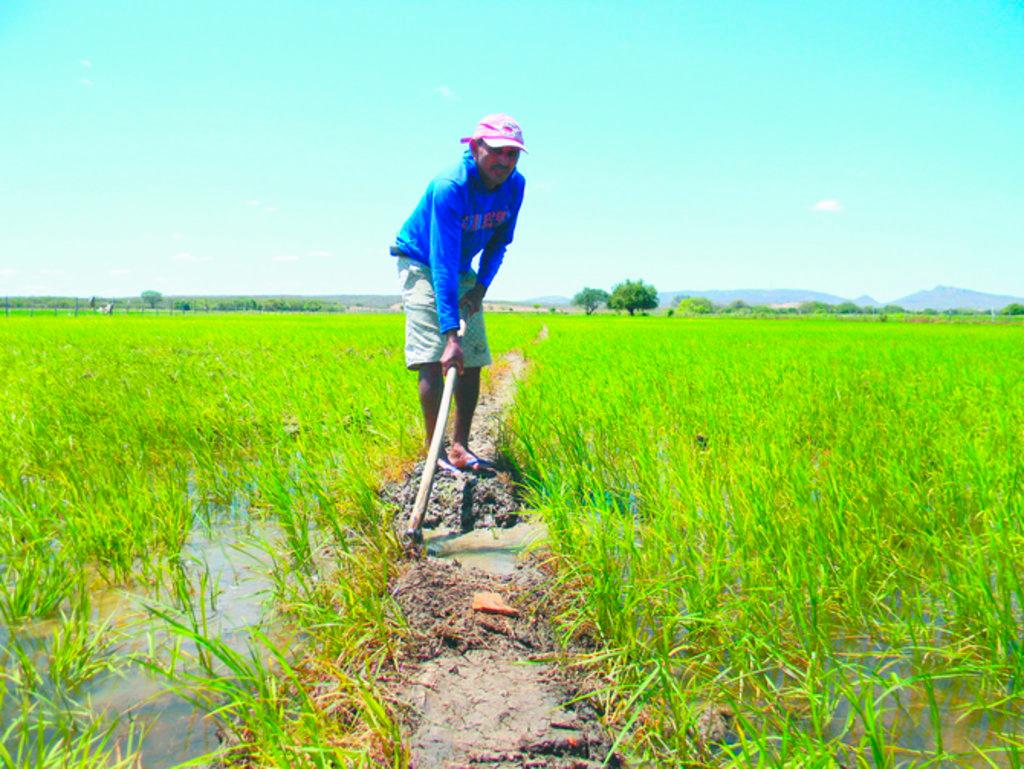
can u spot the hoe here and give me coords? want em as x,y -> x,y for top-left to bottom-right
405,321 -> 464,544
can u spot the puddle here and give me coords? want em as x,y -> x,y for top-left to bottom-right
1,519 -> 279,768
724,636 -> 1023,765
821,644 -> 1021,766
425,521 -> 546,576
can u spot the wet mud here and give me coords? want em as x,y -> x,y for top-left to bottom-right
383,343 -> 622,768
381,465 -> 522,533
380,351 -> 529,536
388,559 -> 618,769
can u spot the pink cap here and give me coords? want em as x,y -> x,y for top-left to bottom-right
460,113 -> 528,152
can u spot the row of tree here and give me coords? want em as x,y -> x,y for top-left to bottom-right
143,291 -> 331,312
2,293 -> 340,313
572,280 -> 659,315
676,297 -> 1024,316
7,290 -> 1024,317
571,285 -> 1024,317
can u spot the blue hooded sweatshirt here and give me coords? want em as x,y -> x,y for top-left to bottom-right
394,150 -> 525,334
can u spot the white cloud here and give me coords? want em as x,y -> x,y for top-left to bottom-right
108,268 -> 131,276
80,78 -> 94,87
172,251 -> 207,263
80,58 -> 92,68
0,268 -> 17,277
433,85 -> 456,100
811,199 -> 842,213
307,249 -> 331,257
272,254 -> 299,262
263,206 -> 278,213
39,268 -> 68,277
244,199 -> 261,207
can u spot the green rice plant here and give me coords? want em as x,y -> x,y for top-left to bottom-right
46,596 -> 117,696
507,316 -> 1024,765
0,547 -> 77,627
3,313 -> 512,764
0,708 -> 142,769
144,606 -> 404,768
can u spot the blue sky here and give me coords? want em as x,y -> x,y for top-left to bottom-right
1,0 -> 1022,302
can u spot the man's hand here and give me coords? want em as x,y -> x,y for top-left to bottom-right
459,283 -> 486,318
440,330 -> 464,375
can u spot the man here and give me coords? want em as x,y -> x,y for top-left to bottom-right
391,113 -> 527,472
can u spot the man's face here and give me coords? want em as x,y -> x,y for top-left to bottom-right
472,140 -> 520,190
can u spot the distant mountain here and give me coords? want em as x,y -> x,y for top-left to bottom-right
890,285 -> 1024,311
657,286 -> 1022,311
659,288 -> 848,308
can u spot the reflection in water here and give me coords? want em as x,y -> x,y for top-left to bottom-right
823,640 -> 1018,766
1,519 -> 278,769
731,633 -> 1021,767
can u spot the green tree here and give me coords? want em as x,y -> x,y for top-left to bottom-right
572,287 -> 611,315
721,300 -> 750,314
608,279 -> 659,316
1001,303 -> 1024,316
798,301 -> 833,315
676,296 -> 714,314
141,290 -> 163,309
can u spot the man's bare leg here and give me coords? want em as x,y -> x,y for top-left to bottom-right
416,363 -> 443,450
448,367 -> 481,467
417,364 -> 482,466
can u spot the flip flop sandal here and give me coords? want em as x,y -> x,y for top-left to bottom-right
436,457 -> 464,476
461,453 -> 497,472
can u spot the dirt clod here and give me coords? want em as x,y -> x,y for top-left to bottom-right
390,559 -> 549,660
471,591 -> 519,617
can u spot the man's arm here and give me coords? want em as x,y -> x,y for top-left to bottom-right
427,182 -> 465,335
476,191 -> 523,290
460,282 -> 486,317
440,327 -> 464,375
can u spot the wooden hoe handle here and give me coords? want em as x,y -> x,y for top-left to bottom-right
405,363 -> 458,542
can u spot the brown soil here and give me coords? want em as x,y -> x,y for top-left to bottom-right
387,559 -> 618,768
381,467 -> 522,533
380,352 -> 528,535
382,340 -> 623,768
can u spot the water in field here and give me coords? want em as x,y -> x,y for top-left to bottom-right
825,640 -> 1021,766
0,518 -> 278,768
715,630 -> 1021,766
0,315 -> 428,766
425,521 -> 546,575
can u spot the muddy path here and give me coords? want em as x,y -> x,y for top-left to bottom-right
380,343 -> 623,769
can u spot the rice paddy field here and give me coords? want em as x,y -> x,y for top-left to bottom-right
2,312 -> 1023,767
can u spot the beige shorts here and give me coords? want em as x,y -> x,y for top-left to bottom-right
397,257 -> 492,370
